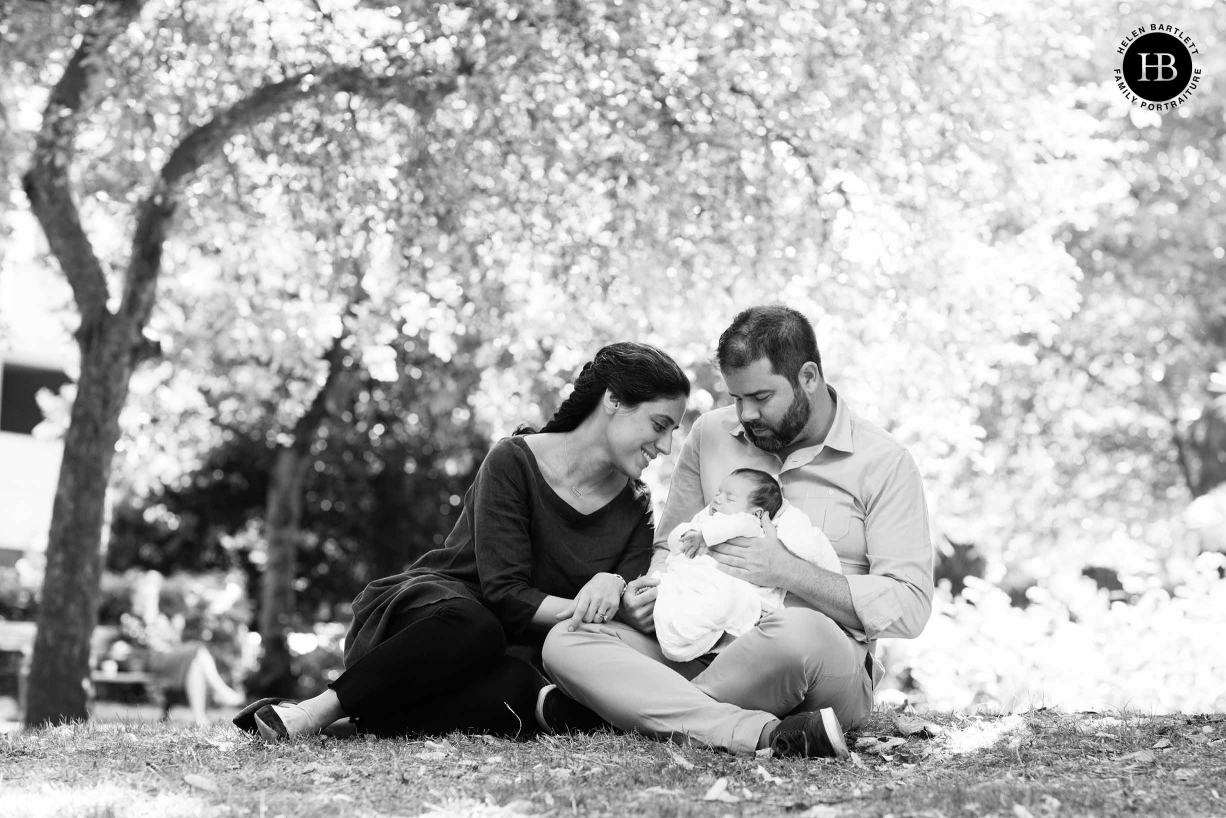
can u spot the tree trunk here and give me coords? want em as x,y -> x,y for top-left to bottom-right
19,0 -> 469,721
1189,408 -> 1226,497
252,446 -> 312,696
371,445 -> 415,579
250,333 -> 355,697
25,325 -> 133,724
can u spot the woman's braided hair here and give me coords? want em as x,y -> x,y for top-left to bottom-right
517,342 -> 690,435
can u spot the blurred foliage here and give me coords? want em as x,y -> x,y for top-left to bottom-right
1,0 -> 1224,708
107,357 -> 488,626
884,555 -> 1226,714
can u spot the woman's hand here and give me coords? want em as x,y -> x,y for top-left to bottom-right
556,572 -> 625,631
617,576 -> 660,633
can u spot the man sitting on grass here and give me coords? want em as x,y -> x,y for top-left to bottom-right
539,305 -> 935,758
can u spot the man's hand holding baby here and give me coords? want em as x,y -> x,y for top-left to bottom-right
707,514 -> 799,589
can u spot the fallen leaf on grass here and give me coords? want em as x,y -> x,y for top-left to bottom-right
894,714 -> 944,738
1153,738 -> 1172,749
416,750 -> 448,761
896,743 -> 932,762
703,777 -> 740,803
856,736 -> 907,755
1012,805 -> 1037,818
668,751 -> 695,770
1119,750 -> 1156,764
424,739 -> 454,753
754,764 -> 783,785
183,773 -> 219,793
1173,768 -> 1198,781
849,752 -> 866,769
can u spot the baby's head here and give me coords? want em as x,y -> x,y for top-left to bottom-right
711,468 -> 783,518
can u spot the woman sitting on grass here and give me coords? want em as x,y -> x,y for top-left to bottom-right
235,342 -> 689,740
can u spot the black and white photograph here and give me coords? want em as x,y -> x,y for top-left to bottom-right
0,0 -> 1222,815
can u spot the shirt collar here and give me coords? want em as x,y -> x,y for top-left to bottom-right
730,385 -> 854,455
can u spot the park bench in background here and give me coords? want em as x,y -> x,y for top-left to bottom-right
0,620 -> 172,719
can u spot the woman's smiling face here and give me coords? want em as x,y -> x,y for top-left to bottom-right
606,396 -> 686,478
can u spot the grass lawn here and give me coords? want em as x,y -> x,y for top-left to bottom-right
1,707 -> 1224,818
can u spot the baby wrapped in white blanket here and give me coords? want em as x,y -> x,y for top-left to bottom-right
653,468 -> 842,662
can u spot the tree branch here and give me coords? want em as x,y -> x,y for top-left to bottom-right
22,0 -> 147,336
118,58 -> 475,335
1170,419 -> 1199,497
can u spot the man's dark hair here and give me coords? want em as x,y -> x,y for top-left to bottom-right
730,468 -> 783,518
715,304 -> 823,383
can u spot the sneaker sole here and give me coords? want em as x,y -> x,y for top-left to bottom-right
819,708 -> 850,760
534,684 -> 557,732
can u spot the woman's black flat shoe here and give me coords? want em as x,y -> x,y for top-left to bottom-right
232,697 -> 297,734
253,704 -> 290,742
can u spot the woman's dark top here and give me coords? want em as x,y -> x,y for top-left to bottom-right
344,435 -> 655,666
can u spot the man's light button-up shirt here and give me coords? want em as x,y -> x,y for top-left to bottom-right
653,387 -> 934,644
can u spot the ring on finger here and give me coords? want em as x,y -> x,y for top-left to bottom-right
595,613 -> 606,622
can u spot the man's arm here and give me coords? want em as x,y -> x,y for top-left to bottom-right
621,415 -> 710,632
649,415 -> 709,574
709,451 -> 933,641
707,516 -> 864,631
841,452 -> 933,640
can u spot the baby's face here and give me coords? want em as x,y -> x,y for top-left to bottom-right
711,474 -> 757,515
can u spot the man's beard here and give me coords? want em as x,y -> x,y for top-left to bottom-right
743,387 -> 810,453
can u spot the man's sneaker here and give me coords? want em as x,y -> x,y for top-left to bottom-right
769,707 -> 850,759
534,684 -> 608,734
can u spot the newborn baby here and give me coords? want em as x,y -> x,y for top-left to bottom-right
653,468 -> 842,662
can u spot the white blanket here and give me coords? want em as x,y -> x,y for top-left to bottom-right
653,502 -> 841,662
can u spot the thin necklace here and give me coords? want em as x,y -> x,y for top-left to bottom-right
567,466 -> 612,500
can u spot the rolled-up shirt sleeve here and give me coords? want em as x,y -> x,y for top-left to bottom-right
843,452 -> 934,641
472,446 -> 546,638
